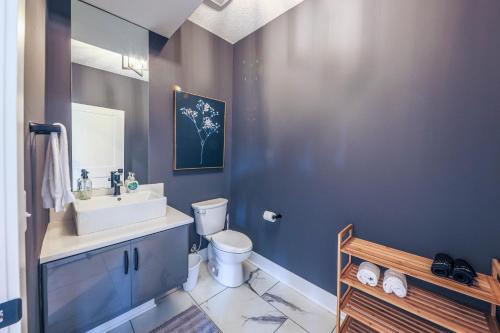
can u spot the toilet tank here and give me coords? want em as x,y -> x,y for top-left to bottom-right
192,198 -> 228,236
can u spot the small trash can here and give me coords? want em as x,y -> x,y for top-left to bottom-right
183,253 -> 202,292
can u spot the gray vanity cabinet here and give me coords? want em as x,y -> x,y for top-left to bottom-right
42,242 -> 132,333
131,226 -> 188,306
42,225 -> 188,333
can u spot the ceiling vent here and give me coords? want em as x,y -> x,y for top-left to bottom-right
208,0 -> 231,8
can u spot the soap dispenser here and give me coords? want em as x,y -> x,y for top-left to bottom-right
125,172 -> 139,193
77,169 -> 92,200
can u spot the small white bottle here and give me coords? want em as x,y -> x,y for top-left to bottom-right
125,172 -> 139,193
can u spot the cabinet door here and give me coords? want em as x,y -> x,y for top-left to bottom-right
131,225 -> 188,306
42,242 -> 132,333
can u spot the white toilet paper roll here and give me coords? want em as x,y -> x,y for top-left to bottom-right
263,211 -> 277,222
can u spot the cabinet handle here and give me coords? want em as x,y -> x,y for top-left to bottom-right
134,248 -> 139,271
124,250 -> 129,275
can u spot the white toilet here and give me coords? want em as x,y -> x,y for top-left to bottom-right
192,198 -> 253,287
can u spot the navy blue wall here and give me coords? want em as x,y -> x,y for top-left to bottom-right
231,0 -> 500,302
148,21 -> 233,247
25,0 -> 50,331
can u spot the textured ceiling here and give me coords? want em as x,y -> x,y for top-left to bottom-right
80,0 -> 305,43
189,0 -> 305,44
82,0 -> 203,38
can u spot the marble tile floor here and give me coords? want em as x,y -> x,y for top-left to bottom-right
108,261 -> 337,333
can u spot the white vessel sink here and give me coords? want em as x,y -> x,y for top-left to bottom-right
73,190 -> 167,235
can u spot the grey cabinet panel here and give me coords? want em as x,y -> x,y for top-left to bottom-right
42,226 -> 189,332
43,242 -> 132,333
131,225 -> 188,306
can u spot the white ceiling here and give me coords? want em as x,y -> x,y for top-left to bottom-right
81,0 -> 305,44
82,0 -> 203,38
189,0 -> 305,44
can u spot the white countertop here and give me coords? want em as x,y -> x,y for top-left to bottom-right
40,206 -> 193,264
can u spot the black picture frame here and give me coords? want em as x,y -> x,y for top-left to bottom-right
174,90 -> 226,170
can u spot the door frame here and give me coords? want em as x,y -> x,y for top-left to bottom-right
0,0 -> 27,331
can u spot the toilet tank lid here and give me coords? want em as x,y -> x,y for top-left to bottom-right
192,198 -> 228,210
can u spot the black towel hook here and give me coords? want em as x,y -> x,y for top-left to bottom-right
29,122 -> 61,135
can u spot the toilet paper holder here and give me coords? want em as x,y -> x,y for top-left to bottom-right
263,210 -> 282,222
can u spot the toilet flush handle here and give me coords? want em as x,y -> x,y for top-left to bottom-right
196,209 -> 206,215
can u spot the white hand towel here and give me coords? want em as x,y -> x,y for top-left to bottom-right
42,123 -> 74,212
356,262 -> 380,287
383,269 -> 407,298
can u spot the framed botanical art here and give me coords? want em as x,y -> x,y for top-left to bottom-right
174,90 -> 226,170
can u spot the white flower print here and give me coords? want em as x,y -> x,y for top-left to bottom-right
181,99 -> 221,164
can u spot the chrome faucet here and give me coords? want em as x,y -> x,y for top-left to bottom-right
110,169 -> 123,196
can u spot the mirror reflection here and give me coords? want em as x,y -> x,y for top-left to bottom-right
71,0 -> 149,189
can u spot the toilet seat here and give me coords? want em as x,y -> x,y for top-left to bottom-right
210,230 -> 252,254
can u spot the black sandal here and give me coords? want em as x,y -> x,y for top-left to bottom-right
451,259 -> 477,286
431,253 -> 454,278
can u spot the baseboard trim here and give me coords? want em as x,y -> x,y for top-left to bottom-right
197,247 -> 337,314
87,299 -> 155,333
248,251 -> 337,314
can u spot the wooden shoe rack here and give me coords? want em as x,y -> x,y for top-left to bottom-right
336,224 -> 500,333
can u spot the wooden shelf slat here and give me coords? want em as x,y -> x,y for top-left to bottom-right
341,237 -> 500,305
340,317 -> 378,333
341,289 -> 447,333
342,263 -> 497,333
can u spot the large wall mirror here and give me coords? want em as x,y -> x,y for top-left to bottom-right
71,0 -> 149,189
